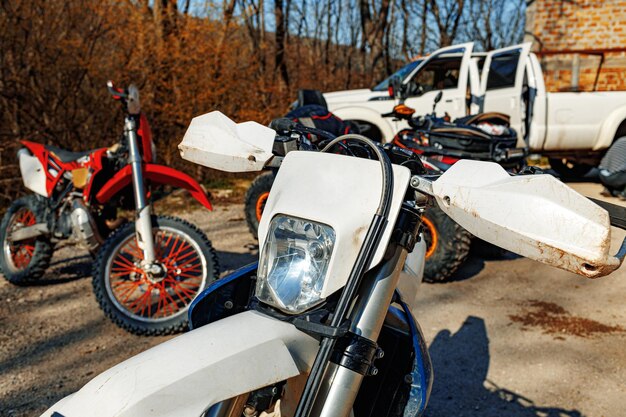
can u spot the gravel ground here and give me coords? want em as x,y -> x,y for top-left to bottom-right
1,184 -> 625,417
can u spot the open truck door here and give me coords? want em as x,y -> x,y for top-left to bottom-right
480,43 -> 532,147
402,42 -> 475,121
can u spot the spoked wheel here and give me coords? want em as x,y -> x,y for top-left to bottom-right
421,216 -> 439,259
421,206 -> 471,283
0,195 -> 52,285
244,172 -> 275,239
255,192 -> 270,222
7,208 -> 37,268
93,216 -> 219,335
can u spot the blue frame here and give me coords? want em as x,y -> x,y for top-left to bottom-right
386,297 -> 433,416
188,262 -> 258,330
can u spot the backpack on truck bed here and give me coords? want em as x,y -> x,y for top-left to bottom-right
286,89 -> 358,142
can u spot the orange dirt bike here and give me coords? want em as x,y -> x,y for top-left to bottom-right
0,81 -> 219,335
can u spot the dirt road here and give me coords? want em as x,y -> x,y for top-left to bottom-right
1,184 -> 625,417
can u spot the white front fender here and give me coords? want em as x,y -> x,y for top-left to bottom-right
42,311 -> 318,417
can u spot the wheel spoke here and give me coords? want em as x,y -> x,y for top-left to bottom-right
166,277 -> 199,297
160,284 -> 181,316
119,282 -> 143,304
106,225 -> 208,323
7,207 -> 38,271
128,287 -> 152,314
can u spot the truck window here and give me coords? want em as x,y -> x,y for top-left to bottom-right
371,59 -> 423,91
486,52 -> 520,90
407,56 -> 462,94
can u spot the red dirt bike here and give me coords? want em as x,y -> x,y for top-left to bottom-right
0,81 -> 219,335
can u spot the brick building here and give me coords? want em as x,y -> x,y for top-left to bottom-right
525,0 -> 626,91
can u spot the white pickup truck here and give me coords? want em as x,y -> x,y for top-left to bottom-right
324,42 -> 626,177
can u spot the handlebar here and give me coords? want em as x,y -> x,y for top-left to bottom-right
270,118 -> 336,141
107,80 -> 127,100
106,80 -> 141,115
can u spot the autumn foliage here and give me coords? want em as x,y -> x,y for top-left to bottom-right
0,0 -> 526,209
0,0 -> 376,207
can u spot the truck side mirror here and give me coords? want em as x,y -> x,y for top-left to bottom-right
388,75 -> 405,102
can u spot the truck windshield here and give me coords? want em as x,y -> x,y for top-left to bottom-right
371,60 -> 423,91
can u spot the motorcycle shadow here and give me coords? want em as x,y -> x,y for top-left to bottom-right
216,250 -> 258,277
25,248 -> 259,286
446,240 -> 521,283
29,254 -> 93,286
426,316 -> 584,417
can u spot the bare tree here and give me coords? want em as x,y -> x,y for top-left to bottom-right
359,0 -> 393,81
428,0 -> 465,47
274,0 -> 290,88
462,0 -> 525,51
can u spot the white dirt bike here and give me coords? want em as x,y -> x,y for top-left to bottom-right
41,111 -> 626,417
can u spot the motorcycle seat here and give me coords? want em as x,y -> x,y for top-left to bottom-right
430,126 -> 491,140
45,145 -> 94,163
457,112 -> 510,126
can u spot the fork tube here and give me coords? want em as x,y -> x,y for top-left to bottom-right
126,116 -> 156,265
310,246 -> 409,417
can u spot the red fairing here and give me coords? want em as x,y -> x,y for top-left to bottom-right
138,113 -> 153,163
95,164 -> 212,210
21,140 -> 45,155
83,148 -> 109,200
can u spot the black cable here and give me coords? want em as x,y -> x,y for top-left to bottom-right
294,134 -> 394,417
321,134 -> 393,219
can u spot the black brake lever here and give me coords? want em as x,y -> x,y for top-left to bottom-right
106,80 -> 127,100
588,198 -> 626,230
270,118 -> 336,141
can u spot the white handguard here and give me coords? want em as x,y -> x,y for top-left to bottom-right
428,160 -> 625,278
178,111 -> 275,172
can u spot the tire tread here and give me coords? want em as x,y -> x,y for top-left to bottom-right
0,195 -> 53,285
92,215 -> 219,336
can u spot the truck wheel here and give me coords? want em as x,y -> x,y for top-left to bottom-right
0,195 -> 52,285
549,158 -> 593,179
92,216 -> 219,335
598,137 -> 626,196
422,206 -> 471,283
244,172 -> 275,240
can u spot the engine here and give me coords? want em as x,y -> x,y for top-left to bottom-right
70,199 -> 102,251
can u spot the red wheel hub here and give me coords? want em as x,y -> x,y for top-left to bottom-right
7,208 -> 37,270
107,229 -> 206,321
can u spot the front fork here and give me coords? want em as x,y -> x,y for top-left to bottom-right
307,204 -> 422,417
311,247 -> 408,417
125,116 -> 157,267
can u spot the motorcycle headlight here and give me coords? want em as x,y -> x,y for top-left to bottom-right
256,215 -> 335,314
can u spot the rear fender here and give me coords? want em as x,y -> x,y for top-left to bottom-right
19,141 -> 61,196
595,106 -> 626,151
95,163 -> 212,210
20,140 -> 46,157
42,310 -> 318,417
